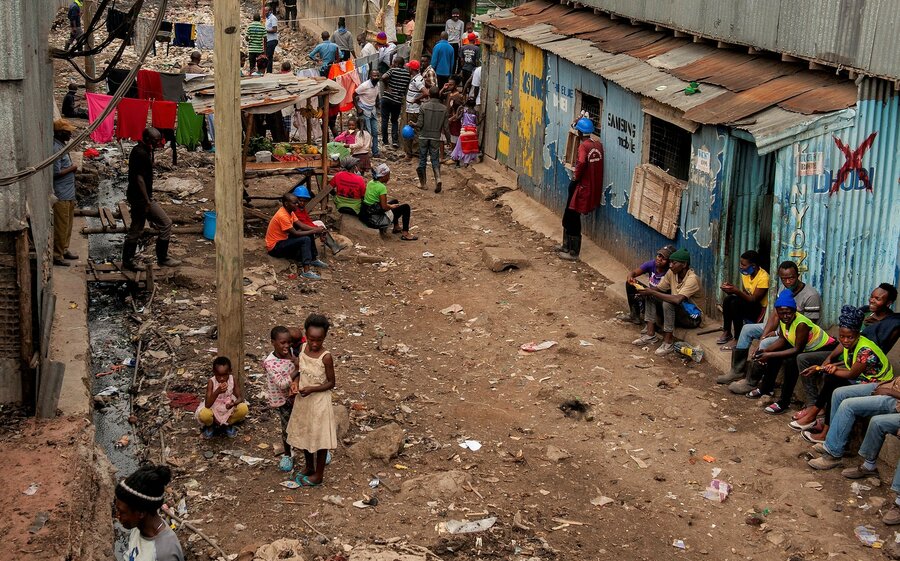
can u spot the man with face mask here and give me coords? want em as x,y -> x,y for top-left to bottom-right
123,127 -> 181,271
52,120 -> 79,266
353,69 -> 380,157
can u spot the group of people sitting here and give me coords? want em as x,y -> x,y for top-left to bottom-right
627,248 -> 900,525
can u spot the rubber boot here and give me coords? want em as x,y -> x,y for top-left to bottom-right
553,231 -> 570,253
122,241 -> 145,271
729,359 -> 763,394
558,235 -> 580,261
324,232 -> 345,255
434,166 -> 442,193
156,240 -> 182,267
416,168 -> 426,189
717,348 -> 749,384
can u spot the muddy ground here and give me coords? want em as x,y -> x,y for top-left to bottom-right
16,1 -> 897,560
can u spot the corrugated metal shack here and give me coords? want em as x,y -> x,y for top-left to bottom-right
479,1 -> 898,326
0,0 -> 58,402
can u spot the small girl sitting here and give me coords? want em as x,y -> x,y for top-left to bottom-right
286,313 -> 337,486
115,464 -> 185,561
196,356 -> 248,438
450,98 -> 479,167
336,116 -> 373,171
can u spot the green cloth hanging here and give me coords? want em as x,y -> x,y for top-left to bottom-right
175,102 -> 203,150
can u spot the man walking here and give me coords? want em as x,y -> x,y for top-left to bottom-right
246,13 -> 266,70
309,32 -> 340,76
431,33 -> 455,89
557,117 -> 604,261
354,69 -> 380,157
445,9 -> 465,72
332,17 -> 357,61
403,60 -> 427,158
381,57 -> 410,148
283,0 -> 297,31
123,127 -> 181,271
52,120 -> 79,266
413,87 -> 450,193
265,4 -> 279,73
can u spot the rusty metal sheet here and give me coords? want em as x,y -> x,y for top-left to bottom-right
683,72 -> 836,124
778,82 -> 858,113
490,4 -> 574,31
510,0 -> 554,17
605,29 -> 669,54
624,36 -> 689,60
670,51 -> 761,82
671,52 -> 800,92
553,11 -> 617,36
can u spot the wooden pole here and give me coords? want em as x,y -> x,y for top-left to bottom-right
409,0 -> 430,65
214,1 -> 245,381
83,0 -> 96,92
15,230 -> 34,407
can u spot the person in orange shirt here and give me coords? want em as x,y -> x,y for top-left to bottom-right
265,194 -> 328,280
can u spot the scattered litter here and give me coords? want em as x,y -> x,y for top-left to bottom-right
551,517 -> 587,531
175,498 -> 188,517
590,496 -> 614,507
851,482 -> 872,495
94,386 -> 119,397
122,358 -> 136,367
702,479 -> 732,502
185,325 -> 215,337
805,481 -> 824,491
702,455 -> 716,463
352,500 -> 370,509
629,455 -> 649,469
146,350 -> 169,360
672,539 -> 686,549
239,455 -> 265,466
459,440 -> 482,451
280,481 -> 300,489
711,467 -> 722,478
368,478 -> 380,489
23,483 -> 39,496
745,508 -> 770,525
322,494 -> 345,506
115,435 -> 131,448
520,340 -> 558,352
418,289 -> 434,298
854,525 -> 883,548
393,464 -> 409,470
578,340 -> 593,346
422,251 -> 435,258
441,304 -> 464,315
439,517 -> 497,534
28,512 -> 50,534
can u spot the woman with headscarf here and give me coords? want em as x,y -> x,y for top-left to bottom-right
795,304 -> 895,443
748,290 -> 837,414
360,163 -> 417,240
115,465 -> 184,561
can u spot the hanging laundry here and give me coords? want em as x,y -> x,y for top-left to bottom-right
132,16 -> 154,54
175,102 -> 203,150
107,67 -> 138,98
157,21 -> 173,43
195,24 -> 214,50
205,114 -> 215,144
106,8 -> 131,41
86,93 -> 116,143
173,23 -> 195,47
151,100 -> 177,130
116,98 -> 151,141
327,60 -> 360,113
158,72 -> 185,102
356,63 -> 370,84
137,69 -> 164,100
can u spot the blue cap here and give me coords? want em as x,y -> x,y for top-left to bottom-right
574,117 -> 594,134
292,185 -> 312,199
774,289 -> 797,310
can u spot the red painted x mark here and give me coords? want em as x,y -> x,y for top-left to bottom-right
830,132 -> 877,194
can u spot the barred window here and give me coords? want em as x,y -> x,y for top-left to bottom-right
647,116 -> 691,181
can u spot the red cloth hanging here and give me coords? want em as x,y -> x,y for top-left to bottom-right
151,100 -> 177,129
327,60 -> 360,113
137,69 -> 164,100
115,98 -> 151,141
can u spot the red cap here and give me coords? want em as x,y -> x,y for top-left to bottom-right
468,33 -> 477,41
406,60 -> 421,71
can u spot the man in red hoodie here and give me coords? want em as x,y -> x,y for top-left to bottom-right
558,117 -> 604,260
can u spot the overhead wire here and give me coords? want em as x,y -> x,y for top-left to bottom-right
0,0 -> 168,187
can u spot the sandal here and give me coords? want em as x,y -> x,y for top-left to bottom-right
294,474 -> 321,487
764,402 -> 787,415
792,406 -> 815,421
715,334 -> 733,345
392,227 -> 402,234
400,234 -> 418,241
789,419 -> 817,431
746,388 -> 771,399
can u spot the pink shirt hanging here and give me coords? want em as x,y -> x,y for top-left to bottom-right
86,92 -> 116,143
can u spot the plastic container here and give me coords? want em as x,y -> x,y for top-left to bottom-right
255,150 -> 272,163
203,211 -> 216,241
674,341 -> 704,363
460,128 -> 479,154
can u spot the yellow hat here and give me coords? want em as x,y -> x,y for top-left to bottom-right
53,119 -> 76,132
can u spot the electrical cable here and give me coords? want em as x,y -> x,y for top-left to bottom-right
0,0 -> 168,187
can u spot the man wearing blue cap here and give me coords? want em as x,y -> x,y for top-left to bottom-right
558,116 -> 603,260
291,185 -> 345,255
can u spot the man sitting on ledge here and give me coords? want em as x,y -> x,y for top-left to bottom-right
265,193 -> 329,280
632,248 -> 703,356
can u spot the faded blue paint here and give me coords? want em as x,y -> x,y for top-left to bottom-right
772,78 -> 900,326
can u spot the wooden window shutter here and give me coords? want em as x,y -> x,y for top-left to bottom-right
628,163 -> 686,239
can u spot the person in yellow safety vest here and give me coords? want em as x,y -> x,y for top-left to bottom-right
747,289 -> 837,415
793,304 -> 895,444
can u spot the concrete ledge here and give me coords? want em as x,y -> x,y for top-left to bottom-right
50,217 -> 91,417
338,213 -> 389,246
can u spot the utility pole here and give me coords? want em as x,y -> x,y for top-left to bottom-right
83,0 -> 96,92
409,0 -> 430,64
213,1 -> 245,380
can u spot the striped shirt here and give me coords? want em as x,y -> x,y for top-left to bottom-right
246,21 -> 266,53
382,67 -> 411,104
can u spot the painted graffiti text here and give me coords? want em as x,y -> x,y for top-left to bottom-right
607,113 -> 637,154
521,72 -> 544,99
830,133 -> 877,194
788,182 -> 809,272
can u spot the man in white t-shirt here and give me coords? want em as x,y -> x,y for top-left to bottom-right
265,4 -> 279,73
403,60 -> 427,157
354,69 -> 381,157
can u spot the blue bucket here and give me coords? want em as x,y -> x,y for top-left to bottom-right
203,211 -> 216,240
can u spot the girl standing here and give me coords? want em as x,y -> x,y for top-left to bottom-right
450,99 -> 479,167
287,313 -> 337,486
115,465 -> 184,561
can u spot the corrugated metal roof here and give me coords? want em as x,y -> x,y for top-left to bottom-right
188,75 -> 342,115
482,0 -> 858,144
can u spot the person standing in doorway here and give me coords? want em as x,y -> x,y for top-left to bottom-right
123,127 -> 181,271
403,60 -> 427,159
52,120 -> 79,266
445,9 -> 465,73
283,0 -> 297,31
246,13 -> 266,71
413,87 -> 450,193
558,117 -> 604,261
332,17 -> 357,61
265,4 -> 279,73
354,69 -> 380,158
380,57 -> 410,149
